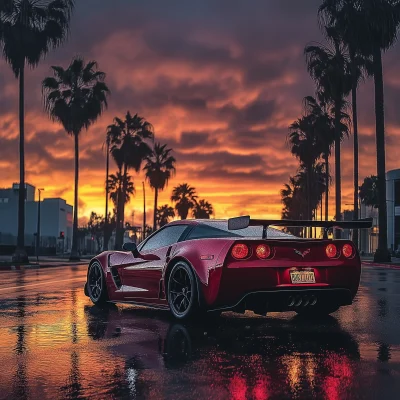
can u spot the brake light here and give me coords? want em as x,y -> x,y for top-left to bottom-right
231,244 -> 249,259
326,244 -> 338,258
256,244 -> 271,259
342,244 -> 354,258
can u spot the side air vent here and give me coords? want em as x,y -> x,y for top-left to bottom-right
110,266 -> 122,289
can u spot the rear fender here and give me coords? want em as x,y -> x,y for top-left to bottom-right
167,239 -> 233,306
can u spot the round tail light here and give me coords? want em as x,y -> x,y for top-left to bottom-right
256,244 -> 271,259
326,244 -> 338,258
231,244 -> 249,259
342,244 -> 354,258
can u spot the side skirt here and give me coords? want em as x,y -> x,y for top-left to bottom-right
108,300 -> 170,311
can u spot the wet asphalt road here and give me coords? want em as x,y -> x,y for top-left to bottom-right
0,265 -> 399,400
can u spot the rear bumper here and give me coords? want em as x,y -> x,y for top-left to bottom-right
208,288 -> 353,314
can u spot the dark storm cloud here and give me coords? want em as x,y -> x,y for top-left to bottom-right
107,79 -> 232,115
143,31 -> 234,65
175,150 -> 265,168
0,129 -> 106,176
2,0 -> 400,218
218,98 -> 276,127
189,166 -> 289,186
243,62 -> 286,86
179,132 -> 218,149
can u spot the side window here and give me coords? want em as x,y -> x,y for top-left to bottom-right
187,224 -> 238,239
140,225 -> 188,252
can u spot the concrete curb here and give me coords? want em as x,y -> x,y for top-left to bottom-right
0,262 -> 87,271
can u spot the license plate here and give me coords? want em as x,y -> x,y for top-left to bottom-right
290,270 -> 315,284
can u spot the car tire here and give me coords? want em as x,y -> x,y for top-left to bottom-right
295,305 -> 340,317
167,261 -> 199,320
163,323 -> 192,368
87,261 -> 108,305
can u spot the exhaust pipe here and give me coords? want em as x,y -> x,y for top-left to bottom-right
288,294 -> 317,308
310,295 -> 317,306
294,296 -> 302,307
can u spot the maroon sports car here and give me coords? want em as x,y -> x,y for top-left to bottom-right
84,216 -> 372,319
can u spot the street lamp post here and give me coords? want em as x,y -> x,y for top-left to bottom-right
36,188 -> 44,261
142,182 -> 146,241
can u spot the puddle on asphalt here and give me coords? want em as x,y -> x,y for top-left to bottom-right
0,269 -> 399,399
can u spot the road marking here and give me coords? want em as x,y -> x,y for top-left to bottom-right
0,277 -> 85,292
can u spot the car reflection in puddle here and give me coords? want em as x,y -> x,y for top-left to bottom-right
85,305 -> 361,399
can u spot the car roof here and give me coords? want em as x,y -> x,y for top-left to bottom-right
167,219 -> 227,226
166,218 -> 296,239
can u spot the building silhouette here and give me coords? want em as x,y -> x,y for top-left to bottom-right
0,183 -> 72,255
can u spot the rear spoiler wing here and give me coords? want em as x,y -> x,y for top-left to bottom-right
228,216 -> 373,239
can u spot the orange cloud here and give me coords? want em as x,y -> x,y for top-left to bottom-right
1,0 -> 400,226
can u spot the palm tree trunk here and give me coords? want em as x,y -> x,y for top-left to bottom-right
70,132 -> 80,260
320,194 -> 323,221
116,164 -> 128,249
306,165 -> 311,220
153,187 -> 158,231
104,139 -> 110,250
373,47 -> 390,262
351,53 -> 359,249
114,166 -> 122,250
12,63 -> 28,263
334,99 -> 342,238
143,181 -> 146,240
324,152 -> 329,221
306,164 -> 312,238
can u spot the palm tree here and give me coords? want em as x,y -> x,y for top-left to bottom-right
281,175 -> 307,236
305,28 -> 352,236
359,175 -> 379,209
42,57 -> 109,260
103,131 -> 111,250
321,0 -> 400,259
281,177 -> 297,219
0,0 -> 75,262
355,0 -> 399,261
156,205 -> 175,228
171,184 -> 198,219
319,0 -> 373,247
303,96 -> 336,221
288,114 -> 321,221
143,143 -> 176,231
281,165 -> 327,237
193,200 -> 214,219
108,172 -> 135,209
108,112 -> 154,249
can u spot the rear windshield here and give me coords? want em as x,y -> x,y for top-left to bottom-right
187,221 -> 296,240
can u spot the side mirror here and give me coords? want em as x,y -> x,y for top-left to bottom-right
122,242 -> 140,257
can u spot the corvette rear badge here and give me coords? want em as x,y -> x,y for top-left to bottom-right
294,248 -> 311,258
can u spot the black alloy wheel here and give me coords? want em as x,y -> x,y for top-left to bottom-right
87,261 -> 108,305
168,262 -> 198,319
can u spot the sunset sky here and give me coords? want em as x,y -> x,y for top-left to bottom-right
1,0 -> 400,226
